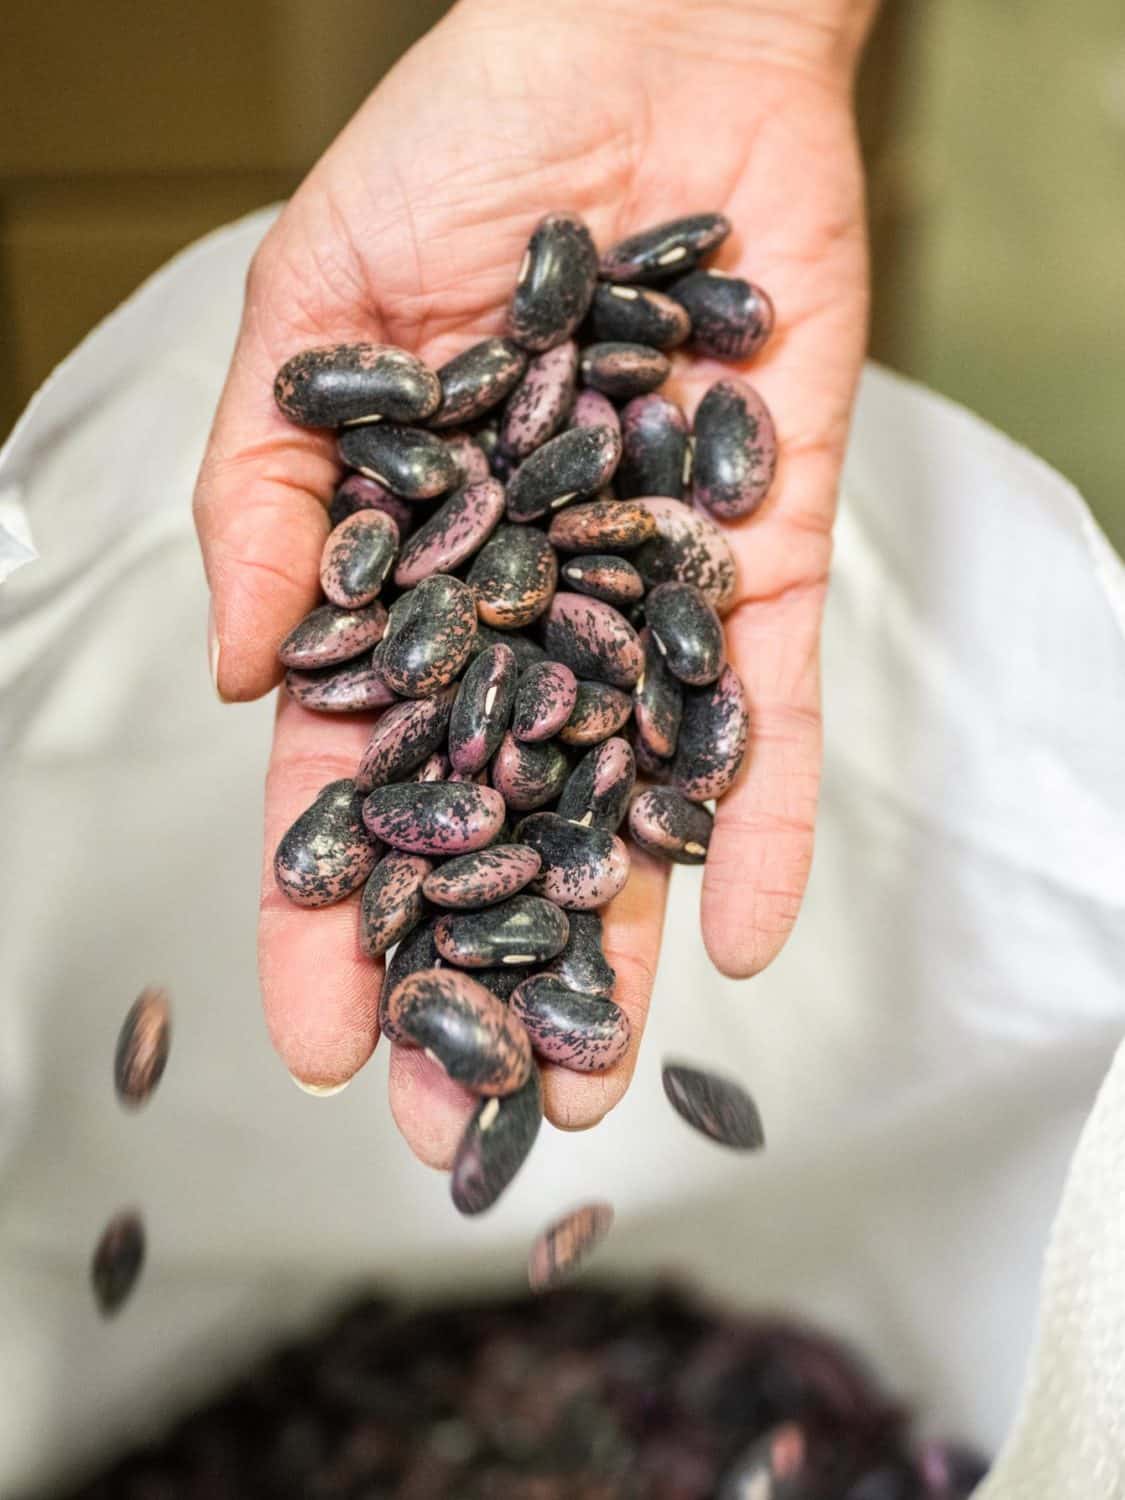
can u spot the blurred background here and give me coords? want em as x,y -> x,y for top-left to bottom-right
3,0 -> 1123,549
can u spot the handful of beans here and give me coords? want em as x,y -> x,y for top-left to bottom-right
273,211 -> 773,1215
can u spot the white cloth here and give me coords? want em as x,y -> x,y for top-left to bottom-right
0,209 -> 1123,1498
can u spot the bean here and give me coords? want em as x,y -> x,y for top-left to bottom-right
434,894 -> 570,967
500,341 -> 579,459
354,686 -> 456,792
273,342 -> 440,427
661,1062 -> 764,1149
557,679 -> 633,746
527,1202 -> 614,1292
559,553 -> 645,608
508,211 -> 598,352
670,270 -> 774,361
633,626 -> 683,758
633,497 -> 738,613
567,387 -> 620,436
543,594 -> 642,689
617,394 -> 689,500
451,1067 -> 543,1216
363,782 -> 506,855
338,422 -> 459,499
511,975 -> 631,1071
506,425 -> 622,522
692,376 -> 777,520
329,472 -> 415,535
392,478 -> 505,587
491,731 -> 570,812
114,985 -> 171,1109
556,737 -> 635,831
91,1210 -> 146,1316
382,915 -> 442,1001
517,812 -> 630,910
275,779 -> 377,907
380,574 -> 477,698
672,664 -> 749,802
547,497 -> 657,553
467,524 -> 558,629
278,600 -> 387,670
431,338 -> 528,427
360,851 -> 432,957
540,910 -> 616,998
442,429 -> 492,485
448,643 -> 518,774
599,212 -> 731,284
285,653 -> 396,714
590,282 -> 691,349
645,580 -> 724,686
386,969 -> 532,1095
628,787 -> 712,864
579,342 -> 670,400
422,845 -> 542,910
319,509 -> 398,608
511,661 -> 578,742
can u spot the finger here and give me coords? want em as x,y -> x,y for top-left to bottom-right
387,1047 -> 477,1172
259,692 -> 383,1088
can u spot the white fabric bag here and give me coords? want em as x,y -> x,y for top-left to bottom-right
0,209 -> 1123,1498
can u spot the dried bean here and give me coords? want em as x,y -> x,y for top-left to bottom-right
556,737 -> 635,831
386,969 -> 532,1094
508,212 -> 598,351
692,377 -> 777,519
599,212 -> 731,284
542,594 -> 642,689
633,626 -> 683,758
451,1068 -> 543,1216
670,270 -> 774,361
500,341 -> 579,459
548,497 -> 657,553
511,976 -> 630,1071
329,472 -> 414,535
468,525 -> 558,629
275,780 -> 377,907
274,343 -> 440,427
557,680 -> 633,746
380,575 -> 477,698
319,509 -> 399,608
360,852 -> 432,957
422,845 -> 542,910
528,1202 -> 614,1291
278,600 -> 387,670
540,910 -> 615,998
338,423 -> 459,499
628,787 -> 712,864
432,338 -> 528,427
393,478 -> 505,586
286,654 -> 396,714
517,812 -> 630,910
511,661 -> 578,742
355,686 -> 456,791
672,664 -> 749,801
633,497 -> 738,612
617,394 -> 689,499
559,553 -> 645,607
91,1210 -> 146,1316
448,643 -> 518,773
579,341 -> 670,400
363,782 -> 506,855
506,425 -> 622,522
114,986 -> 171,1109
645,581 -> 724,686
590,282 -> 691,349
491,731 -> 569,812
661,1062 -> 764,1149
434,894 -> 570,967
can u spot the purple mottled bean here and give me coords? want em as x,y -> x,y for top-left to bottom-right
431,337 -> 528,427
338,422 -> 459,499
363,782 -> 506,855
559,553 -> 645,608
543,594 -> 642,690
645,581 -> 725,686
633,497 -> 738,613
512,661 -> 578,742
511,975 -> 631,1072
500,341 -> 579,459
380,574 -> 477,698
285,654 -> 397,714
634,626 -> 683,758
434,894 -> 570,967
467,524 -> 558,629
393,478 -> 505,587
558,680 -> 633,747
517,812 -> 630,911
408,751 -> 449,783
91,1210 -> 146,1316
662,1061 -> 764,1149
274,342 -> 440,426
114,986 -> 171,1110
491,731 -> 570,812
618,395 -> 690,499
386,968 -> 532,1095
541,910 -> 615,998
628,787 -> 712,864
672,664 -> 749,802
506,424 -> 622,522
567,387 -> 620,436
557,737 -> 635,831
579,342 -> 670,400
508,212 -> 598,352
278,600 -> 388,669
692,377 -> 777,519
442,429 -> 492,485
359,851 -> 432,957
319,509 -> 399,607
423,844 -> 542,910
448,643 -> 518,773
670,270 -> 774,361
599,212 -> 731,284
591,282 -> 691,349
329,472 -> 414,535
451,1067 -> 543,1216
274,779 -> 377,908
354,685 -> 456,792
548,498 -> 657,553
528,1202 -> 614,1292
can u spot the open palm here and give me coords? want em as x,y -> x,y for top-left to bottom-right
193,0 -> 872,1166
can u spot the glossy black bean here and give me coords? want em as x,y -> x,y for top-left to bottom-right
540,910 -> 616,998
491,731 -> 570,812
579,341 -> 670,400
692,377 -> 777,519
380,574 -> 477,698
431,338 -> 528,427
338,423 -> 459,500
511,976 -> 630,1072
275,779 -> 377,907
558,553 -> 645,608
528,1202 -> 614,1291
91,1210 -> 146,1316
386,969 -> 532,1095
359,851 -> 431,957
500,341 -> 578,459
633,626 -> 683,759
645,581 -> 724,686
670,270 -> 774,361
319,509 -> 399,608
434,894 -> 570,967
590,282 -> 691,349
516,811 -> 630,910
468,524 -> 558,629
274,343 -> 440,426
628,787 -> 712,864
511,660 -> 579,742
599,212 -> 732,284
661,1062 -> 764,1149
451,1068 -> 543,1216
543,594 -> 642,689
557,679 -> 634,747
355,688 -> 457,791
556,737 -> 635,831
672,664 -> 749,802
506,425 -> 622,522
617,394 -> 689,499
508,212 -> 598,351
633,498 -> 738,613
448,643 -> 518,774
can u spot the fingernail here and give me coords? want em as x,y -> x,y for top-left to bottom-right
290,1072 -> 351,1097
207,602 -> 224,701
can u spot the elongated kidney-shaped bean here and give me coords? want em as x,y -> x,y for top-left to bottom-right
355,687 -> 455,792
548,498 -> 656,553
511,975 -> 631,1072
451,1067 -> 542,1216
448,643 -> 517,773
633,626 -> 683,758
558,680 -> 633,747
500,340 -> 578,459
360,851 -> 431,957
286,656 -> 396,714
386,969 -> 532,1095
506,425 -> 622,522
393,478 -> 504,587
670,270 -> 774,362
320,509 -> 399,608
591,282 -> 691,349
511,661 -> 578,742
468,524 -> 558,629
517,812 -> 630,910
543,594 -> 643,689
363,782 -> 506,855
422,844 -> 542,910
617,395 -> 689,500
599,212 -> 731,284
559,553 -> 645,608
628,787 -> 713,864
556,737 -> 635,831
434,894 -> 570,967
579,342 -> 670,401
274,342 -> 440,426
645,581 -> 725,686
339,422 -> 459,499
431,337 -> 527,428
491,731 -> 569,812
275,779 -> 377,907
633,497 -> 738,613
278,601 -> 388,670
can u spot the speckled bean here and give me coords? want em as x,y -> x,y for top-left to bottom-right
422,844 -> 542,910
338,423 -> 459,499
718,1423 -> 807,1500
557,680 -> 634,746
275,779 -> 377,907
448,642 -> 518,773
662,1062 -> 764,1149
670,270 -> 774,361
672,664 -> 749,802
556,737 -> 635,831
319,509 -> 399,608
386,969 -> 532,1095
567,387 -> 620,436
506,425 -> 622,522
91,1210 -> 146,1316
645,581 -> 724,686
431,337 -> 528,427
355,686 -> 456,792
491,731 -> 570,812
547,498 -> 657,553
434,894 -> 570,967
287,655 -> 395,717
628,787 -> 713,864
380,574 -> 477,698
511,661 -> 578,742
500,341 -> 578,459
559,553 -> 645,608
393,478 -> 505,587
517,812 -> 630,910
599,213 -> 731,284
363,782 -> 506,855
633,497 -> 738,613
543,594 -> 642,689
579,342 -> 670,400
467,524 -> 558,629
591,282 -> 691,349
692,377 -> 777,519
360,851 -> 432,957
114,986 -> 171,1110
511,975 -> 631,1072
451,1067 -> 543,1216
540,910 -> 615,998
329,473 -> 415,535
278,600 -> 388,670
617,395 -> 690,500
274,343 -> 440,427
508,212 -> 598,352
528,1202 -> 614,1292
633,626 -> 683,758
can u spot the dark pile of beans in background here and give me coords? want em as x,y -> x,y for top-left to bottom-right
272,211 -> 771,1216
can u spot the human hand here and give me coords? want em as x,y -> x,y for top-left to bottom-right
192,0 -> 876,1163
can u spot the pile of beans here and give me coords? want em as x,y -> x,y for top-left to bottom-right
273,211 -> 771,1217
60,1282 -> 987,1500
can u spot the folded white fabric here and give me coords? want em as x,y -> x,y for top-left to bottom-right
0,209 -> 1123,1497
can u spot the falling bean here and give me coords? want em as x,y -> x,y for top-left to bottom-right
528,1202 -> 614,1291
114,986 -> 171,1109
451,1068 -> 543,1216
661,1061 -> 764,1149
91,1210 -> 146,1316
